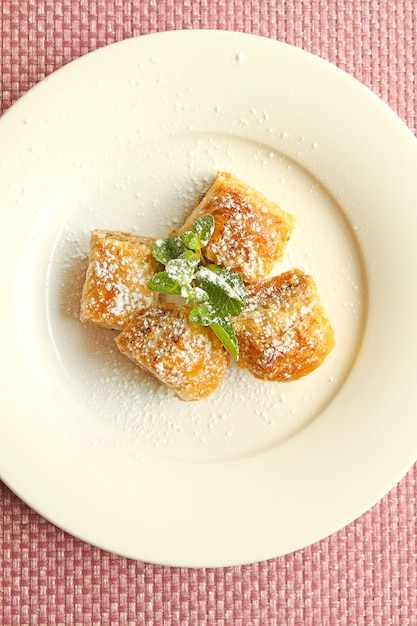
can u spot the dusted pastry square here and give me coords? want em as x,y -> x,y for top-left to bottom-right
115,303 -> 229,401
233,269 -> 335,382
80,230 -> 159,330
175,172 -> 295,283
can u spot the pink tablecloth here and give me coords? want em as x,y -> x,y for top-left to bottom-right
1,2 -> 417,625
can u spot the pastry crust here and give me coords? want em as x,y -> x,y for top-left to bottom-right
175,172 -> 295,283
80,230 -> 159,330
115,302 -> 229,401
233,269 -> 335,382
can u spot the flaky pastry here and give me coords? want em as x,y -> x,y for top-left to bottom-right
115,303 -> 230,401
175,172 -> 295,283
80,230 -> 159,330
233,269 -> 335,382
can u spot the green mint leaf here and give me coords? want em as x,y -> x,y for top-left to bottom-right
147,271 -> 182,296
178,249 -> 201,265
148,214 -> 243,360
189,301 -> 219,325
196,265 -> 245,317
179,284 -> 197,302
192,287 -> 209,303
182,230 -> 200,252
189,302 -> 239,360
152,235 -> 187,264
182,214 -> 215,251
210,317 -> 239,361
165,253 -> 200,286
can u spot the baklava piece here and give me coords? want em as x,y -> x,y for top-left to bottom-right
115,303 -> 229,401
80,230 -> 158,330
175,172 -> 295,283
233,269 -> 335,382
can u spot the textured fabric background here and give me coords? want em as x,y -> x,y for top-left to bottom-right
1,1 -> 417,625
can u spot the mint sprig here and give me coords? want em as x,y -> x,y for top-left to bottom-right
152,234 -> 187,264
196,265 -> 246,317
189,302 -> 239,360
147,215 -> 245,360
182,214 -> 215,251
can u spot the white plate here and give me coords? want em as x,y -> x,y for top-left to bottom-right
1,30 -> 417,567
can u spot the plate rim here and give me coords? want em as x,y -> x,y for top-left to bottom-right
1,29 -> 417,567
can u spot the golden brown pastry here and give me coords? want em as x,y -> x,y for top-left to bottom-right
233,269 -> 335,382
175,172 -> 295,283
80,230 -> 159,330
115,302 -> 229,401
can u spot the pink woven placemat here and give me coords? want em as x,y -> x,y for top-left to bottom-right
1,2 -> 417,625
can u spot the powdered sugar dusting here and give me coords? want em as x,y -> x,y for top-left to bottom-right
208,193 -> 276,278
233,270 -> 334,382
45,133 -> 366,463
80,231 -> 157,329
115,304 -> 229,401
178,172 -> 295,283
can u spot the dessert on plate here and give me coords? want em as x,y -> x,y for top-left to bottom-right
80,230 -> 158,330
232,269 -> 335,382
174,172 -> 295,283
115,302 -> 230,401
79,172 -> 334,400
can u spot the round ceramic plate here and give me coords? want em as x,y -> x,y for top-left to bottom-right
1,30 -> 417,567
